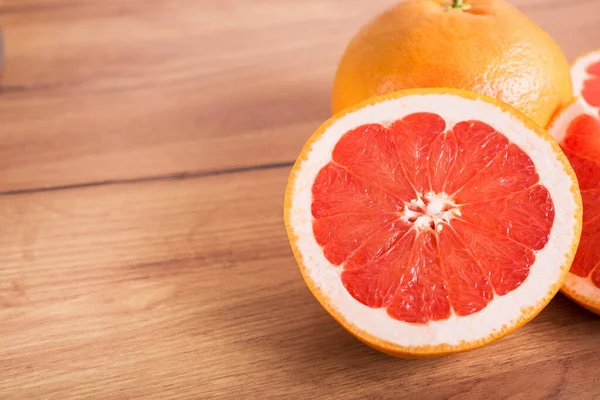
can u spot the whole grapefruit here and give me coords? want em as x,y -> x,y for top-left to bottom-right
332,0 -> 572,127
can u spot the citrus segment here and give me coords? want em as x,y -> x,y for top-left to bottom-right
311,163 -> 401,218
563,164 -> 600,282
562,147 -> 600,191
562,114 -> 600,158
331,123 -> 416,200
342,229 -> 417,309
388,113 -> 446,194
453,144 -> 539,203
428,130 -> 458,193
436,225 -> 494,316
386,230 -> 451,324
450,219 -> 535,296
570,227 -> 600,278
581,189 -> 600,225
458,185 -> 555,251
287,89 -> 581,356
588,61 -> 600,75
582,61 -> 600,108
442,121 -> 509,195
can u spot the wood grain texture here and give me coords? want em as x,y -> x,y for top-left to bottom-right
0,0 -> 599,398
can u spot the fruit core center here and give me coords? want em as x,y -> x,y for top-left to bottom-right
403,193 -> 460,231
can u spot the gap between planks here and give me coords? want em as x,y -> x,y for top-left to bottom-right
0,161 -> 295,197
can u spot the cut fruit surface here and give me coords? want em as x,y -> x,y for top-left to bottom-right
572,50 -> 600,117
549,98 -> 600,315
286,89 -> 582,357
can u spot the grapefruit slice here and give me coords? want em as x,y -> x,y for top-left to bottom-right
285,89 -> 582,357
572,49 -> 600,117
549,99 -> 600,315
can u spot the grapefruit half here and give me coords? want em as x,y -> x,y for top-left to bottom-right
285,89 -> 582,357
549,53 -> 600,314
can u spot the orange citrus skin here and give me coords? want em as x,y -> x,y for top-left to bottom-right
562,290 -> 600,316
332,0 -> 573,128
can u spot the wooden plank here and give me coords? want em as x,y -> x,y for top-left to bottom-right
0,0 -> 397,191
1,0 -> 599,191
0,167 -> 599,399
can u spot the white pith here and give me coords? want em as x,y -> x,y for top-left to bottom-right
402,193 -> 460,230
571,50 -> 600,115
288,93 -> 579,347
547,101 -> 588,142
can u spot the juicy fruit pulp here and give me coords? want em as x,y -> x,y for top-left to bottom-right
312,112 -> 555,324
582,60 -> 600,111
561,114 -> 600,288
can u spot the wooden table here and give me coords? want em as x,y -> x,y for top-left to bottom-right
1,1 -> 599,398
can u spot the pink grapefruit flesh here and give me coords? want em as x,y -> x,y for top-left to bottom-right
582,60 -> 600,110
560,114 -> 600,288
311,112 -> 555,324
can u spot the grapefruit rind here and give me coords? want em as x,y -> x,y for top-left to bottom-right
562,274 -> 600,315
285,88 -> 582,357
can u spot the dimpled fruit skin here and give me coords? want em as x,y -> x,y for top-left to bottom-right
332,0 -> 572,128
